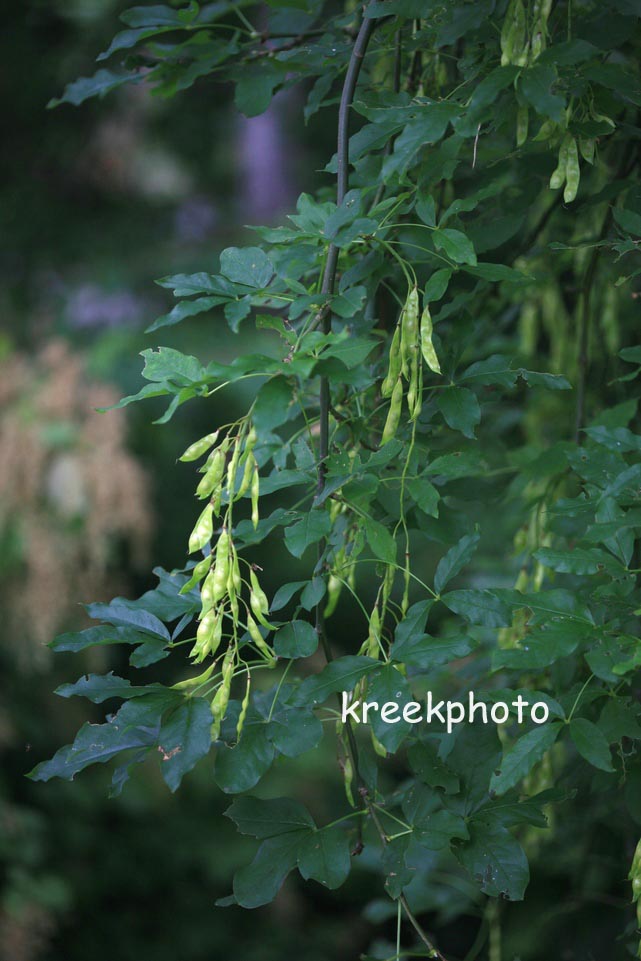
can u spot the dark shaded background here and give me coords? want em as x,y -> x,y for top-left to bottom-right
1,5 -> 636,961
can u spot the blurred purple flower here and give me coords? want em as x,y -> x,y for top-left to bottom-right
236,98 -> 296,222
66,284 -> 143,329
174,195 -> 219,243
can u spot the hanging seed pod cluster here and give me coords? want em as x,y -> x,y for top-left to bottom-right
179,423 -> 276,736
381,284 -> 441,444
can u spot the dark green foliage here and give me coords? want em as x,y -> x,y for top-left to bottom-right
33,1 -> 641,957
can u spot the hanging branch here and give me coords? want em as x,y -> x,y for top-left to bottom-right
313,7 -> 450,959
315,4 -> 376,649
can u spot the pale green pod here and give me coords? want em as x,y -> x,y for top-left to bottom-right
179,431 -> 219,463
420,304 -> 441,374
188,502 -> 214,554
381,377 -> 403,445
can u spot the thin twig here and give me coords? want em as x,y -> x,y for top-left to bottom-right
363,792 -> 448,961
315,1 -> 377,856
574,146 -> 637,442
313,9 -> 451,958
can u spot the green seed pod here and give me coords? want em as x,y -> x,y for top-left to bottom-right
381,326 -> 402,398
516,104 -> 529,147
172,661 -> 215,691
530,24 -> 545,62
222,647 -> 235,684
226,440 -> 242,501
533,119 -> 557,143
324,572 -> 343,619
550,134 -> 571,191
192,608 -> 221,661
209,529 -> 230,604
420,304 -> 441,374
251,465 -> 260,529
179,431 -> 219,463
399,286 -> 419,378
629,838 -> 641,880
590,106 -> 615,130
237,451 -> 256,499
381,377 -> 403,446
188,503 -> 214,554
209,647 -> 234,732
408,351 -> 423,421
371,729 -> 387,758
579,137 -> 595,164
236,674 -> 251,739
367,604 -> 381,658
249,569 -> 269,616
200,569 -> 217,615
230,549 -> 242,594
342,755 -> 355,808
501,0 -> 526,66
196,447 -> 225,500
179,554 -> 212,594
246,612 -> 276,665
563,137 -> 580,203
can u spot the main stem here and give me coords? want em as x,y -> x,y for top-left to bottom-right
315,5 -> 375,652
313,9 -> 449,960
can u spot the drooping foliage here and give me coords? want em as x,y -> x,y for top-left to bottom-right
32,2 -> 641,957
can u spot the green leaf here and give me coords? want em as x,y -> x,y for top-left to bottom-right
233,832 -> 304,908
49,625 -> 154,654
284,511 -> 332,558
225,797 -> 315,838
28,697 -> 166,782
469,65 -> 520,112
219,247 -> 274,288
437,387 -> 481,438
433,228 -> 477,266
270,581 -> 307,612
55,672 -> 162,704
393,600 -> 433,647
455,821 -> 529,900
274,620 -> 318,659
85,602 -> 170,641
253,377 -> 293,432
407,475 -> 440,516
490,723 -> 562,797
294,656 -> 379,706
424,268 -> 452,302
414,808 -> 469,850
492,620 -> 588,670
367,664 -> 413,752
614,207 -> 641,236
518,64 -> 565,122
267,707 -> 323,758
214,715 -> 275,794
534,547 -> 622,575
297,826 -> 351,889
300,577 -> 326,611
158,698 -> 213,792
140,348 -> 207,392
434,531 -> 481,594
407,742 -> 460,793
391,633 -> 474,671
235,64 -> 282,117
441,590 -> 511,628
569,718 -> 614,772
364,517 -> 397,564
48,69 -> 139,108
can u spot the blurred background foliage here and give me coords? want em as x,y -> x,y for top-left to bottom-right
2,3 -> 639,961
2,4 -> 355,960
